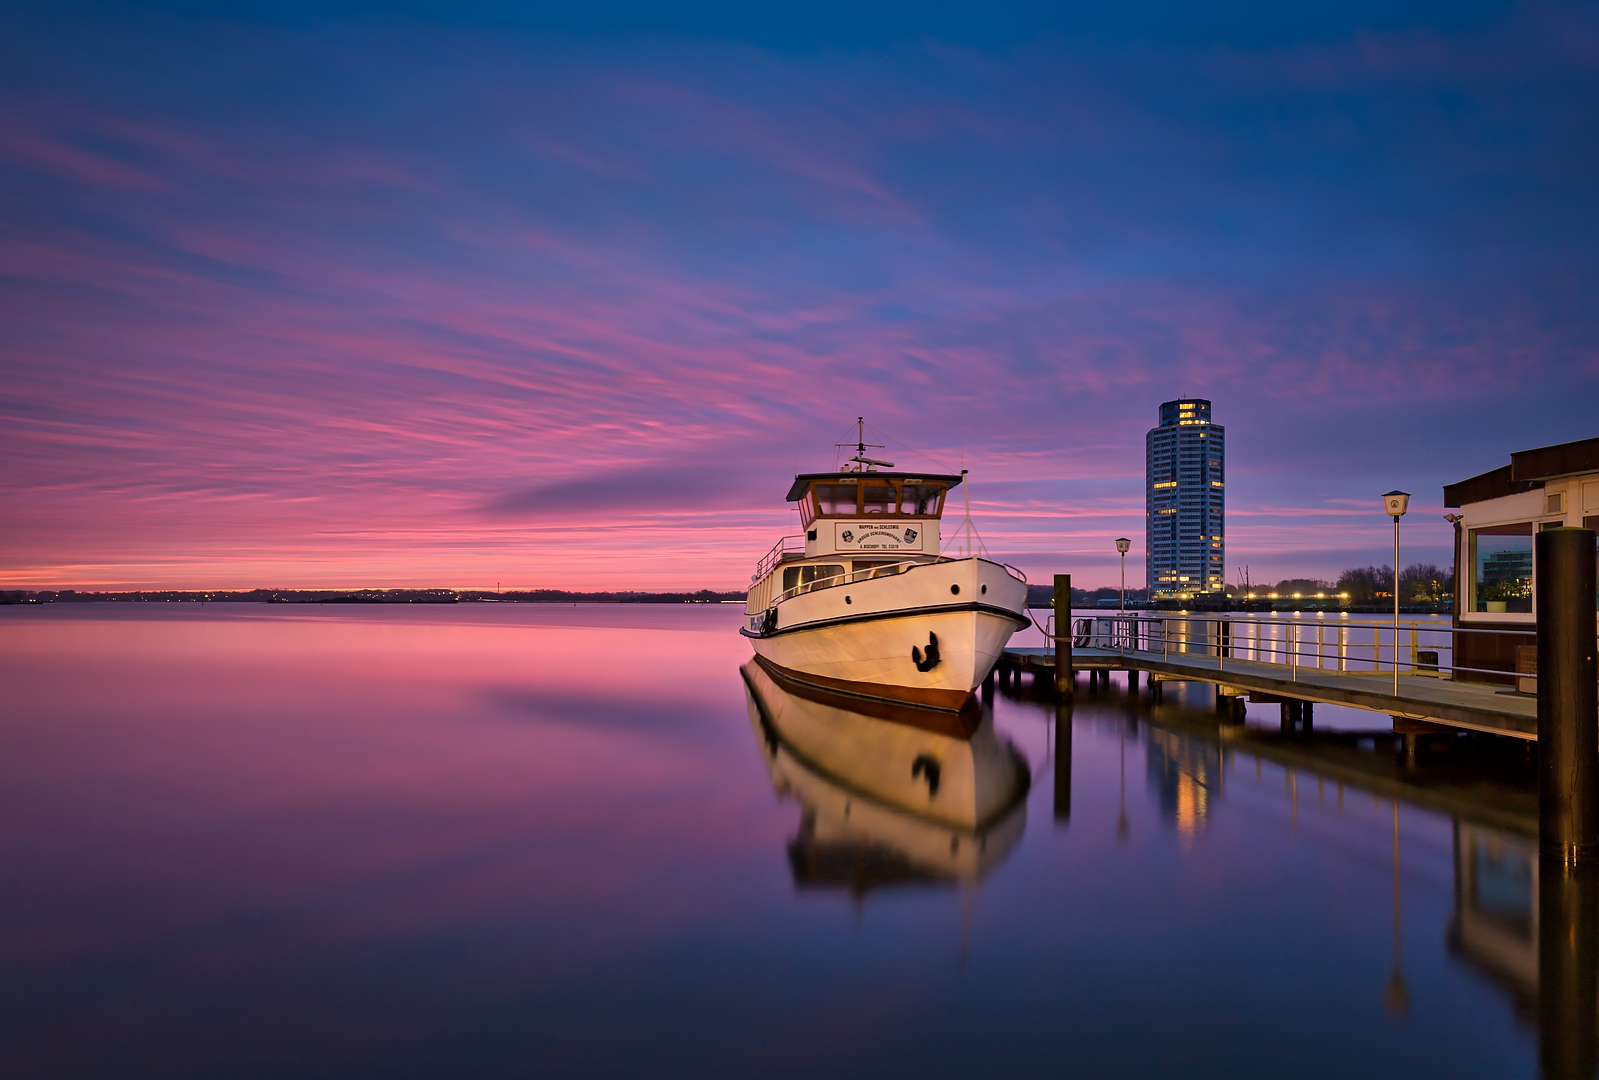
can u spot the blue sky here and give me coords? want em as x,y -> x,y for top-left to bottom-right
2,0 -> 1595,588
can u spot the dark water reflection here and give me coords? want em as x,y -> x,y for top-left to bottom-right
0,605 -> 1589,1078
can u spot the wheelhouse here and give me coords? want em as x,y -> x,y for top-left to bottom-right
786,472 -> 960,525
784,470 -> 963,562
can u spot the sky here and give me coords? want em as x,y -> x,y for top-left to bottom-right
2,0 -> 1597,591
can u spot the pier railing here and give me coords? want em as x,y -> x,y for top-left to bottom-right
1064,614 -> 1539,685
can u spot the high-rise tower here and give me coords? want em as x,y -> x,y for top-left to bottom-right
1146,399 -> 1224,599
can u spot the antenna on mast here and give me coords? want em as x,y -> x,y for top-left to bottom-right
835,416 -> 894,470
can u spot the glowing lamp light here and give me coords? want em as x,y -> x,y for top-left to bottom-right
1382,490 -> 1411,518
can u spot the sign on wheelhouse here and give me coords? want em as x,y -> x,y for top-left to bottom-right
742,426 -> 1030,712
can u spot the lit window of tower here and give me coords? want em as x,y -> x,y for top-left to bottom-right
1145,398 -> 1224,600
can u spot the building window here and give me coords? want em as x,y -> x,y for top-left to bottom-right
1471,523 -> 1533,614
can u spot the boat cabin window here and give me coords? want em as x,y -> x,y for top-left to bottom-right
862,484 -> 896,514
813,483 -> 859,516
782,564 -> 845,591
1470,523 -> 1533,614
900,483 -> 944,516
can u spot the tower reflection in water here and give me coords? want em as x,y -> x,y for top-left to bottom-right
741,659 -> 1030,893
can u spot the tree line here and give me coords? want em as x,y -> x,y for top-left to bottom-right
1254,564 -> 1453,604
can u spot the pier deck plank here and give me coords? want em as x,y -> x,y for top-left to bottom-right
1001,646 -> 1537,739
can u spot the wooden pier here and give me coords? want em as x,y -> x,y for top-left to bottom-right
998,645 -> 1538,739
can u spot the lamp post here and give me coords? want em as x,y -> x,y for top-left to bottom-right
1115,537 -> 1131,613
1383,491 -> 1410,696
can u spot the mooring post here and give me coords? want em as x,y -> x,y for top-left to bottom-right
1054,573 -> 1073,698
1053,702 -> 1073,825
1539,527 -> 1599,867
1540,861 -> 1599,1080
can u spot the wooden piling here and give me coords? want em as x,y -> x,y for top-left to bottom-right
1053,702 -> 1072,824
1537,527 -> 1599,866
1053,574 -> 1073,698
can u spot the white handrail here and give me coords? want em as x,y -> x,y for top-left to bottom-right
1065,613 -> 1543,683
769,556 -> 953,606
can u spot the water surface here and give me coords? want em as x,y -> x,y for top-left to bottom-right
0,605 -> 1556,1077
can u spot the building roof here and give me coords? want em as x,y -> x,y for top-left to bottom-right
784,471 -> 965,502
1510,434 -> 1599,482
1443,434 -> 1599,507
1442,465 -> 1541,508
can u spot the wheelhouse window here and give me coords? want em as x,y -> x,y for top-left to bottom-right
1471,523 -> 1533,614
807,478 -> 949,517
862,483 -> 896,514
900,483 -> 944,516
813,483 -> 859,516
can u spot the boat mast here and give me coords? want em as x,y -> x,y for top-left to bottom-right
838,417 -> 893,471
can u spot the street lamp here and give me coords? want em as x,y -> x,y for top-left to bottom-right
1383,490 -> 1410,695
1115,537 -> 1131,613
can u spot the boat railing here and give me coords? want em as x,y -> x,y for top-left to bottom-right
1063,613 -> 1543,685
752,535 -> 806,583
770,556 -> 950,606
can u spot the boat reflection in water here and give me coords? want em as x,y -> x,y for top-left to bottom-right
741,658 -> 1029,891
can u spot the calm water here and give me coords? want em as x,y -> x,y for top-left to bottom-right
0,604 -> 1565,1077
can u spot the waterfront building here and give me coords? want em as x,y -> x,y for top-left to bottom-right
1443,433 -> 1599,682
1146,398 -> 1225,600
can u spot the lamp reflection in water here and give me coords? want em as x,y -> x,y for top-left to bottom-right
741,659 -> 1030,893
1386,803 -> 1408,1016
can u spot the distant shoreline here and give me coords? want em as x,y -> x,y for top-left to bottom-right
3,586 -> 1451,614
1,588 -> 747,606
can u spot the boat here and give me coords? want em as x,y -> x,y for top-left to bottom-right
741,658 -> 1028,890
742,422 -> 1031,710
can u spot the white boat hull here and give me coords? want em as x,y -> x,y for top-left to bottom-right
743,557 -> 1029,711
